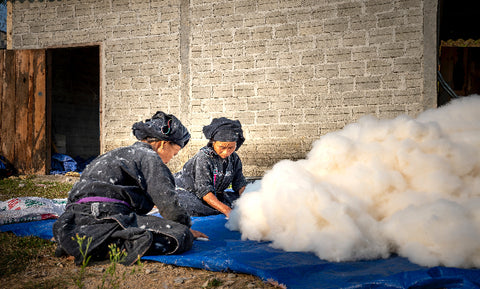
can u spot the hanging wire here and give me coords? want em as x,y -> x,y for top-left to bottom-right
437,70 -> 459,106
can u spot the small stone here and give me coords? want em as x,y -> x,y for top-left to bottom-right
174,277 -> 188,284
227,273 -> 237,279
145,268 -> 153,274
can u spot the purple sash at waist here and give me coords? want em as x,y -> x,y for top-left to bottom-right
74,196 -> 131,208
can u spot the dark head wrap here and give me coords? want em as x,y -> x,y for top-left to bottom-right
203,117 -> 245,150
132,111 -> 190,148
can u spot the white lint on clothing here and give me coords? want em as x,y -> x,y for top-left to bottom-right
227,95 -> 480,268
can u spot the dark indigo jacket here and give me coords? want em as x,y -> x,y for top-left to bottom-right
174,145 -> 247,199
53,142 -> 193,266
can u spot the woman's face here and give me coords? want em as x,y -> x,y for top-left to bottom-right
156,141 -> 181,164
213,141 -> 236,159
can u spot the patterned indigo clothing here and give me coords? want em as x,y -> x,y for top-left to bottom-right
53,141 -> 193,266
174,145 -> 247,216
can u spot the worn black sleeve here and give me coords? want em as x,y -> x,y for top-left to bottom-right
191,153 -> 216,199
140,150 -> 191,227
231,153 -> 247,192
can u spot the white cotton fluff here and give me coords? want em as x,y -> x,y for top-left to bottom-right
227,95 -> 480,268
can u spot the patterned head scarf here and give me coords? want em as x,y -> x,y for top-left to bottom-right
132,111 -> 190,148
203,117 -> 245,150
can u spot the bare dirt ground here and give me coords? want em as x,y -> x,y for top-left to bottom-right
2,252 -> 283,289
0,175 -> 283,289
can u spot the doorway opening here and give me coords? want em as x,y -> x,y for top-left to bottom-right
438,0 -> 480,106
47,46 -> 100,172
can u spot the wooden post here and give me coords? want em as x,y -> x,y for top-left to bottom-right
0,50 -> 47,175
32,50 -> 47,174
0,50 -> 16,167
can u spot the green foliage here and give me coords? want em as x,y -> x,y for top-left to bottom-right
0,232 -> 55,277
72,234 -> 93,289
206,278 -> 223,288
62,235 -> 144,289
0,176 -> 72,201
130,256 -> 144,274
99,243 -> 128,289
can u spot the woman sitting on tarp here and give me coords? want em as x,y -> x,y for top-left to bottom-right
53,111 -> 207,266
175,117 -> 247,218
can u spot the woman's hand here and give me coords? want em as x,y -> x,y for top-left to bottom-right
190,229 -> 209,240
238,186 -> 246,196
203,192 -> 232,218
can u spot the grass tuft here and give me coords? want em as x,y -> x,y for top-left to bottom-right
0,232 -> 55,277
0,175 -> 72,201
0,175 -> 73,286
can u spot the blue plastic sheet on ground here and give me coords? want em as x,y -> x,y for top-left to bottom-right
0,219 -> 56,240
1,215 -> 479,288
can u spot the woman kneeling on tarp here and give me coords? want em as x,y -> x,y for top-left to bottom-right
175,117 -> 247,218
53,111 -> 207,266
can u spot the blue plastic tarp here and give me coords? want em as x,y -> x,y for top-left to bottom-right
1,215 -> 479,288
1,218 -> 56,240
50,154 -> 95,174
50,153 -> 78,175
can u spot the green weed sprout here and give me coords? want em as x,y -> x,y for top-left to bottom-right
206,278 -> 223,288
72,234 -> 93,289
130,255 -> 144,275
99,243 -> 128,289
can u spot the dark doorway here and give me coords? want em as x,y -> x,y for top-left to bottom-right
439,47 -> 480,95
438,0 -> 480,106
47,46 -> 100,169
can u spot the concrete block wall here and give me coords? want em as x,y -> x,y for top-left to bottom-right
187,0 -> 434,176
10,0 -> 436,176
10,0 -> 187,167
